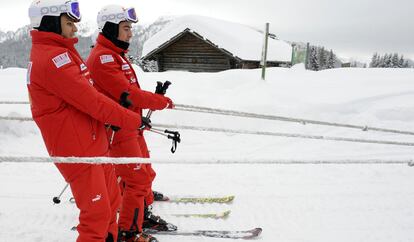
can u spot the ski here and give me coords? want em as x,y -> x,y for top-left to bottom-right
70,195 -> 235,204
163,195 -> 235,204
171,210 -> 231,219
70,210 -> 230,232
144,227 -> 262,240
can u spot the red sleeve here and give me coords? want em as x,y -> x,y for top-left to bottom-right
42,52 -> 141,130
128,85 -> 169,110
91,55 -> 168,110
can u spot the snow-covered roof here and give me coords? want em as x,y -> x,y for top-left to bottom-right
142,15 -> 292,62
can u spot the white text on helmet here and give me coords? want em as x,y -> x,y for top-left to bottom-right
40,5 -> 69,15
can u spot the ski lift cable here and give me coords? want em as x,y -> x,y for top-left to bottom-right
152,123 -> 414,147
1,101 -> 414,136
0,155 -> 412,165
1,115 -> 414,147
174,104 -> 414,136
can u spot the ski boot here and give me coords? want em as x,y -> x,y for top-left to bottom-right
152,191 -> 169,201
143,206 -> 178,232
117,230 -> 158,242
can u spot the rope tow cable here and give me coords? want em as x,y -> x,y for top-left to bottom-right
174,104 -> 414,136
2,101 -> 414,136
152,123 -> 414,147
0,156 -> 412,165
1,115 -> 414,147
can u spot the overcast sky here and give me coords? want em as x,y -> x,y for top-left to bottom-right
1,0 -> 413,60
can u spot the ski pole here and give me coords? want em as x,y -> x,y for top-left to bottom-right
53,183 -> 69,204
109,91 -> 132,144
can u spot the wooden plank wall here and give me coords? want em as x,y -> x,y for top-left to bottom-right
159,33 -> 232,72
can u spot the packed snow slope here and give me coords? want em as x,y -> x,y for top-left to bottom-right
1,65 -> 414,242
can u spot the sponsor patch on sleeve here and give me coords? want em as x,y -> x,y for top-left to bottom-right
26,62 -> 32,85
52,52 -> 71,68
100,55 -> 114,64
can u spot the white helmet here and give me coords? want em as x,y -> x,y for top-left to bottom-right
97,5 -> 138,31
28,0 -> 81,28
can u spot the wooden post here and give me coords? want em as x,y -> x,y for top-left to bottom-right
261,23 -> 269,80
291,43 -> 296,66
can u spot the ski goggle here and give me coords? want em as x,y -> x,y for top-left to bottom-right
100,7 -> 138,24
66,1 -> 81,21
29,0 -> 81,21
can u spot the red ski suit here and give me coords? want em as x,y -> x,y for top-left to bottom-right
27,30 -> 143,242
86,34 -> 170,233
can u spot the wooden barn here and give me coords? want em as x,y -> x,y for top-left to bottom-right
141,15 -> 292,72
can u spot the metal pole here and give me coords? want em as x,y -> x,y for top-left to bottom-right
53,183 -> 69,204
261,23 -> 269,80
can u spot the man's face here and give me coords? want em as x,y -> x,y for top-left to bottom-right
60,14 -> 78,39
118,21 -> 133,43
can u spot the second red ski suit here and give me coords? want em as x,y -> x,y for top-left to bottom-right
86,33 -> 170,233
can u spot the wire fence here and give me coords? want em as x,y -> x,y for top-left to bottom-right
0,156 -> 412,165
1,100 -> 413,165
1,115 -> 413,147
3,101 -> 414,136
174,104 -> 414,136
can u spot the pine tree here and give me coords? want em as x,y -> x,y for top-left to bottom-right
391,53 -> 399,68
403,60 -> 409,68
384,54 -> 392,68
327,50 -> 335,69
377,55 -> 384,67
309,46 -> 319,71
318,47 -> 327,70
370,53 -> 378,67
398,55 -> 405,68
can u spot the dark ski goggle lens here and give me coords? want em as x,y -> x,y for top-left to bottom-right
69,2 -> 81,20
126,8 -> 138,23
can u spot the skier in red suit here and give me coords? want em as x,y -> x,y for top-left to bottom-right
27,1 -> 145,241
86,5 -> 176,242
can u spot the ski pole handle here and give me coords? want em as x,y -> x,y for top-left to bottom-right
156,81 -> 171,95
148,127 -> 181,153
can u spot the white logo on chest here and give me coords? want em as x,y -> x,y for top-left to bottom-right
130,77 -> 137,83
122,64 -> 130,70
80,63 -> 87,71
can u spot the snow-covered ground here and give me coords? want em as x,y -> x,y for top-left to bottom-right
1,65 -> 414,242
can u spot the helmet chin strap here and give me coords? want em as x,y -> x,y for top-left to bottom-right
102,22 -> 130,51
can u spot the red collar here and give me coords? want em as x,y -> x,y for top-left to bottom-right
30,30 -> 82,60
31,30 -> 78,49
96,33 -> 129,55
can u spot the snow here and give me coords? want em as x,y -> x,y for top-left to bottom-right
1,66 -> 414,241
142,15 -> 292,62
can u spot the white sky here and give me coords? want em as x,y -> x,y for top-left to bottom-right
1,0 -> 413,60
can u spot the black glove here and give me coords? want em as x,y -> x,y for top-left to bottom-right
120,91 -> 132,108
139,116 -> 152,130
155,81 -> 171,95
111,126 -> 120,132
105,124 -> 120,132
